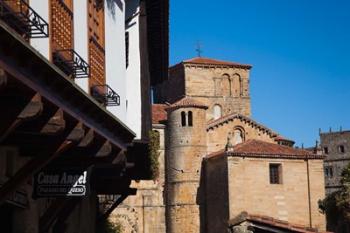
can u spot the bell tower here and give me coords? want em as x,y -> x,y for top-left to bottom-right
165,97 -> 208,233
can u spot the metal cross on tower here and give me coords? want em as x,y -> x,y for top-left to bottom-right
196,41 -> 203,57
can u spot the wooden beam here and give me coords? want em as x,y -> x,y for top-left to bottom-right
39,198 -> 80,233
4,110 -> 67,156
0,94 -> 43,142
0,68 -> 7,89
0,114 -> 79,202
66,122 -> 85,142
0,80 -> 36,141
0,140 -> 73,203
100,194 -> 128,220
53,198 -> 80,233
39,198 -> 67,233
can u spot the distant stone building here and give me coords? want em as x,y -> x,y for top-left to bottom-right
111,57 -> 326,233
206,139 -> 325,232
320,130 -> 350,194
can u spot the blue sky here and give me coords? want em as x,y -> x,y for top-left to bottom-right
170,0 -> 350,147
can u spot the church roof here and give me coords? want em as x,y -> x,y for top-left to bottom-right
165,97 -> 208,111
207,113 -> 278,136
152,104 -> 168,124
181,57 -> 252,69
229,212 -> 330,233
206,140 -> 324,160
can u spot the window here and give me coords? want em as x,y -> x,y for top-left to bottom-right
325,167 -> 329,177
324,147 -> 329,154
213,104 -> 222,120
338,145 -> 345,153
125,31 -> 129,68
188,111 -> 193,127
329,167 -> 333,178
232,128 -> 244,145
181,111 -> 186,127
269,164 -> 282,184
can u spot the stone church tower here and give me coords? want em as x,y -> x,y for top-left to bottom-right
110,57 -> 327,233
165,98 -> 208,233
155,57 -> 252,121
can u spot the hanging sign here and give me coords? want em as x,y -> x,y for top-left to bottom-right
33,168 -> 91,198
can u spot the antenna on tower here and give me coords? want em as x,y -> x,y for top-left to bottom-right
195,41 -> 203,57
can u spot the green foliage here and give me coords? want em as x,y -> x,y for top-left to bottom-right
96,218 -> 123,233
148,130 -> 160,180
319,163 -> 350,232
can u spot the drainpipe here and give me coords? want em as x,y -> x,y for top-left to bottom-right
306,158 -> 312,228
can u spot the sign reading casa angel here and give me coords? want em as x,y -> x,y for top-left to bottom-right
33,168 -> 91,198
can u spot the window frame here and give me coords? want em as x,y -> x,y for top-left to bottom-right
181,111 -> 186,127
269,163 -> 282,184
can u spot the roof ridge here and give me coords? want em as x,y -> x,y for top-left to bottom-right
207,113 -> 278,137
166,96 -> 208,111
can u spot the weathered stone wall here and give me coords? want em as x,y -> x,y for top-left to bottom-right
308,159 -> 326,230
165,106 -> 207,233
157,64 -> 251,119
110,125 -> 167,233
155,65 -> 186,103
204,155 -> 229,233
184,65 -> 251,120
320,130 -> 350,194
207,118 -> 276,154
225,156 -> 325,231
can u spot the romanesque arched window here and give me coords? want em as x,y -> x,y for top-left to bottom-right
181,111 -> 186,127
222,74 -> 230,96
232,127 -> 245,145
232,74 -> 242,97
188,111 -> 193,127
213,104 -> 222,120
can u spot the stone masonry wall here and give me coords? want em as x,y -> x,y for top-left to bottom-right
320,130 -> 350,194
226,156 -> 326,231
158,64 -> 251,120
110,125 -> 167,233
166,107 -> 207,233
184,65 -> 251,120
207,118 -> 276,154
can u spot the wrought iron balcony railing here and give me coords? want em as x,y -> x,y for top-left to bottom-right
0,0 -> 49,38
53,49 -> 90,79
91,85 -> 120,106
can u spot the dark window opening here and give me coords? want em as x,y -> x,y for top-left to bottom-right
325,167 -> 329,177
181,111 -> 186,127
125,31 -> 129,68
188,111 -> 193,127
329,167 -> 333,178
269,164 -> 282,184
339,145 -> 345,153
324,147 -> 329,154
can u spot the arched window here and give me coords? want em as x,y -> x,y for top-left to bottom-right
232,128 -> 244,145
181,111 -> 186,126
232,74 -> 242,97
213,104 -> 222,120
188,111 -> 193,127
222,74 -> 230,96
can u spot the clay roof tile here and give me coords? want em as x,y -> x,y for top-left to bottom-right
182,57 -> 252,69
166,97 -> 208,111
152,104 -> 168,124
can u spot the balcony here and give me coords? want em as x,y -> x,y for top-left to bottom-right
53,49 -> 90,79
91,85 -> 120,107
0,0 -> 49,38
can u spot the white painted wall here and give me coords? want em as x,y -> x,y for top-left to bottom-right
105,0 -> 127,123
73,0 -> 89,93
29,1 -> 50,59
29,0 -> 142,136
125,0 -> 142,138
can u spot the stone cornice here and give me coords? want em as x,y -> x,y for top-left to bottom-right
207,113 -> 278,138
